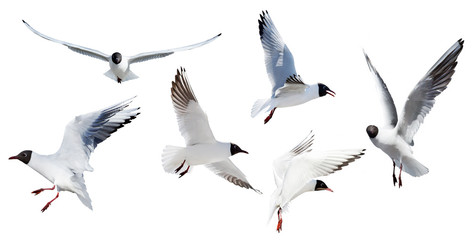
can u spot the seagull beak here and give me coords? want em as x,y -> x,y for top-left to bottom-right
327,89 -> 336,97
240,149 -> 249,154
8,156 -> 18,160
325,188 -> 333,192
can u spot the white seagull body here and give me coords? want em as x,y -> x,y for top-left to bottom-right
364,39 -> 464,187
269,131 -> 365,232
251,11 -> 335,124
162,68 -> 260,193
22,20 -> 221,83
9,97 -> 140,211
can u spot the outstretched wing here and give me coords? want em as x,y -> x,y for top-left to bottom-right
363,51 -> 398,127
171,68 -> 216,145
258,11 -> 297,97
129,33 -> 221,64
57,97 -> 140,173
272,131 -> 314,187
22,20 -> 109,62
279,149 -> 365,207
206,159 -> 261,193
397,39 -> 464,144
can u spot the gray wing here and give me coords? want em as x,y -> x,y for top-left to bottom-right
398,39 -> 464,144
58,97 -> 140,173
22,20 -> 109,62
128,33 -> 221,64
364,51 -> 398,127
206,159 -> 262,194
258,11 -> 297,97
171,68 -> 216,145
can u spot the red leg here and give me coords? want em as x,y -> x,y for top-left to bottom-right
264,108 -> 277,124
398,163 -> 403,188
41,192 -> 59,213
392,160 -> 397,186
32,185 -> 56,196
175,160 -> 186,173
179,166 -> 190,178
276,208 -> 283,233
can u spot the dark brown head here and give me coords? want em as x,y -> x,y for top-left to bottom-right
318,83 -> 336,97
230,143 -> 248,156
9,150 -> 32,165
111,52 -> 122,64
314,180 -> 333,192
366,125 -> 379,138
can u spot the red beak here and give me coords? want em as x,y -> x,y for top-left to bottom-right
326,188 -> 333,192
8,156 -> 18,160
327,90 -> 336,97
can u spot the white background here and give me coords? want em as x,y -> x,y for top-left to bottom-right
1,0 -> 471,239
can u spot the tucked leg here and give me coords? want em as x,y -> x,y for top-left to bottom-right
264,108 -> 277,124
41,192 -> 59,213
179,166 -> 190,178
175,160 -> 186,173
32,185 -> 56,196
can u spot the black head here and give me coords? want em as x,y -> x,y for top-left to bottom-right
9,150 -> 32,165
318,83 -> 336,97
314,180 -> 333,192
366,125 -> 379,138
230,143 -> 248,156
111,52 -> 122,64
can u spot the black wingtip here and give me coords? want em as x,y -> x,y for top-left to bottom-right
217,33 -> 222,37
22,19 -> 26,23
458,38 -> 464,45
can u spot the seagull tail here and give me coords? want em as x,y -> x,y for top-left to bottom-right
71,174 -> 93,210
161,145 -> 187,174
402,156 -> 429,177
251,99 -> 270,118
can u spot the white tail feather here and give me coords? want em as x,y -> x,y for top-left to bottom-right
402,156 -> 429,177
251,99 -> 270,117
162,145 -> 187,174
71,174 -> 93,210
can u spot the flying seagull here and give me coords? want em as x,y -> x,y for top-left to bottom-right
364,39 -> 464,187
251,11 -> 335,124
269,131 -> 365,232
9,97 -> 140,212
162,68 -> 260,193
22,20 -> 221,83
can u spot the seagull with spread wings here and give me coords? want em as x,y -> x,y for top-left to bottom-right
251,11 -> 335,124
364,39 -> 464,187
9,97 -> 140,212
22,20 -> 221,83
162,68 -> 260,193
269,131 -> 365,232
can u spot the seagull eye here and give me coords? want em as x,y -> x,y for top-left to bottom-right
22,153 -> 27,157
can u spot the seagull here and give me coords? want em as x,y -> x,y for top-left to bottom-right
8,97 -> 140,212
251,11 -> 335,124
269,131 -> 365,232
162,67 -> 260,193
22,20 -> 221,83
364,39 -> 464,187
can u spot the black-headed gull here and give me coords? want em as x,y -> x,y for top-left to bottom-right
269,131 -> 365,232
364,39 -> 464,187
22,20 -> 221,83
162,68 -> 260,193
9,97 -> 140,212
251,11 -> 335,124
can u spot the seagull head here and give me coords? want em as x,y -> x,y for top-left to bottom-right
9,150 -> 32,164
230,143 -> 248,155
314,180 -> 333,192
317,83 -> 336,97
111,52 -> 122,64
366,125 -> 379,138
